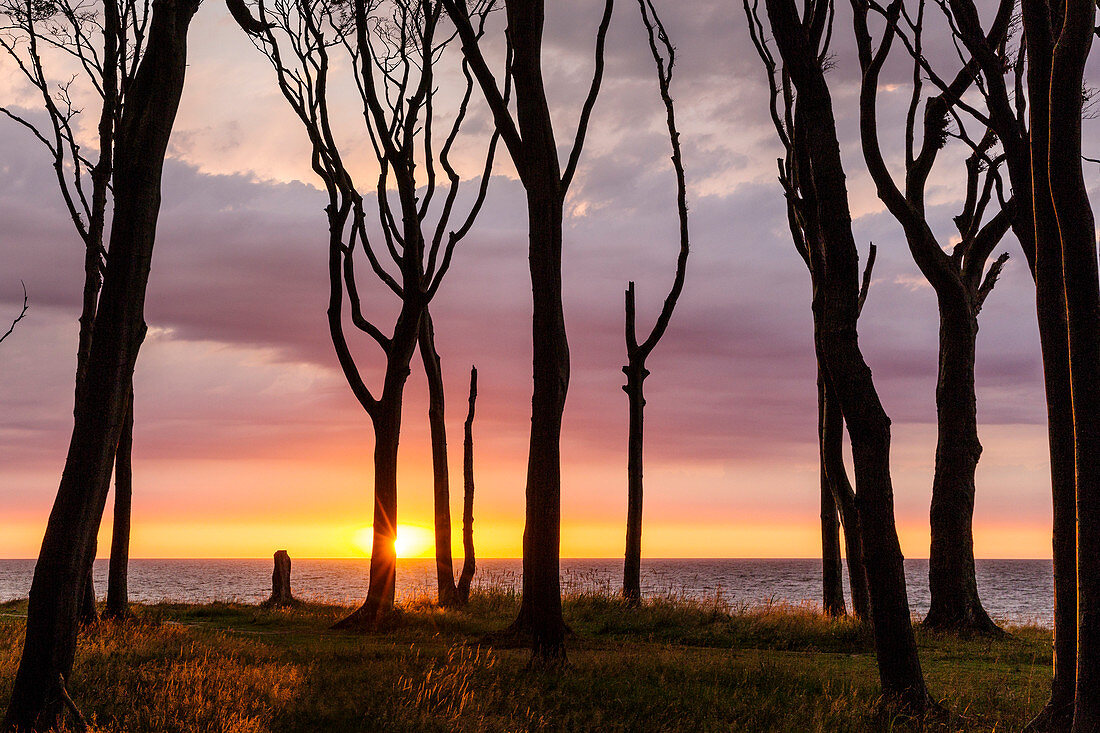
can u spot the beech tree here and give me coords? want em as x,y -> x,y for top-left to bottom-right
441,0 -> 613,661
456,365 -> 477,603
238,0 -> 499,625
851,0 -> 1013,634
746,0 -> 872,620
0,0 -> 151,623
2,0 -> 204,725
746,0 -> 930,709
621,0 -> 689,606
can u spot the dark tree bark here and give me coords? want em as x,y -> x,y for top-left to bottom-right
240,0 -> 498,629
444,0 -> 613,662
850,0 -> 1012,635
418,310 -> 458,607
263,550 -> 295,607
3,0 -> 198,726
747,0 -> 930,709
819,372 -> 846,617
105,389 -> 133,621
78,563 -> 97,626
456,366 -> 477,604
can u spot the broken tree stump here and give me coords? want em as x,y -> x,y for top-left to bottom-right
263,550 -> 296,607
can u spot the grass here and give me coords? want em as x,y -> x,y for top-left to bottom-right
0,590 -> 1056,732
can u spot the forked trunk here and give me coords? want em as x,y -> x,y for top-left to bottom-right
2,1 -> 197,725
622,359 -> 646,605
418,311 -> 458,607
925,305 -> 998,634
456,367 -> 477,604
79,565 -> 97,625
818,371 -> 845,617
105,389 -> 133,620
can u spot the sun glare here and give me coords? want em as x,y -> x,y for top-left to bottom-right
352,524 -> 435,559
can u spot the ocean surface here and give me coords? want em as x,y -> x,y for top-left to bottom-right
0,558 -> 1055,625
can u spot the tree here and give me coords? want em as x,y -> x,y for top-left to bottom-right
0,282 -> 28,344
621,0 -> 689,606
441,0 -> 613,662
850,0 -> 1013,634
745,0 -> 930,709
2,0 -> 203,725
746,1 -> 872,621
456,365 -> 477,604
0,0 -> 149,623
237,0 -> 499,626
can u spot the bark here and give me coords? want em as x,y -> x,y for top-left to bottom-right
622,358 -> 647,605
418,310 -> 458,607
818,371 -> 846,617
924,305 -> 997,633
105,389 -> 133,621
821,374 -> 871,619
456,366 -> 477,605
78,565 -> 97,625
2,0 -> 197,725
264,550 -> 294,607
761,0 -> 929,706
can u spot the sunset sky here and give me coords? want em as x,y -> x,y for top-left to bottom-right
0,0 -> 1093,560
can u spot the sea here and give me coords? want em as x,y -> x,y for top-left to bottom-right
0,558 -> 1055,625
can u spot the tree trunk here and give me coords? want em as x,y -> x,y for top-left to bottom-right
78,564 -> 97,625
821,375 -> 871,619
105,388 -> 133,621
818,371 -> 845,617
456,366 -> 477,605
622,358 -> 647,605
2,1 -> 197,726
418,310 -> 458,607
925,305 -> 998,634
264,550 -> 294,607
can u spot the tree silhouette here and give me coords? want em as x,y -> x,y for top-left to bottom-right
851,0 -> 1012,635
237,0 -> 499,625
442,0 -> 614,663
3,0 -> 204,725
621,0 -> 689,607
0,282 -> 27,345
0,0 -> 153,623
746,0 -> 930,709
456,365 -> 477,604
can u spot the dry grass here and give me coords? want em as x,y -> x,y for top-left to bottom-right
0,592 -> 1055,732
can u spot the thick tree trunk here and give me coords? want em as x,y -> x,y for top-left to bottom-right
264,550 -> 294,607
508,187 -> 569,662
418,311 -> 458,607
821,376 -> 871,619
622,359 -> 647,605
818,371 -> 845,617
2,2 -> 196,726
78,564 -> 97,625
925,305 -> 998,634
105,389 -> 133,621
456,366 -> 477,605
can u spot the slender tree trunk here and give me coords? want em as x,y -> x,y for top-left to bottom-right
508,187 -> 569,662
821,376 -> 871,619
925,305 -> 998,633
105,388 -> 133,620
456,366 -> 477,604
818,370 -> 845,617
2,2 -> 196,726
418,310 -> 458,607
622,359 -> 646,605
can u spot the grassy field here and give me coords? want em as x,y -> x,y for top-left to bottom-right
0,590 -> 1056,732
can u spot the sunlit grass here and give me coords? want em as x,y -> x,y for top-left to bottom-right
0,591 -> 1054,731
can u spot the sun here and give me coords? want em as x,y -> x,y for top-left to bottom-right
352,524 -> 435,559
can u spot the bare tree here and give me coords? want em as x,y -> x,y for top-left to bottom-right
441,0 -> 613,662
851,0 -> 1013,635
456,364 -> 477,603
0,0 -> 151,623
746,0 -> 930,709
237,0 -> 499,626
3,0 -> 204,725
0,282 -> 28,344
621,0 -> 689,607
746,2 -> 872,620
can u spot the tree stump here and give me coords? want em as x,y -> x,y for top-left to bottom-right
263,550 -> 295,607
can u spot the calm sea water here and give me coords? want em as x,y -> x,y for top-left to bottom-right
0,558 -> 1054,625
